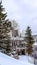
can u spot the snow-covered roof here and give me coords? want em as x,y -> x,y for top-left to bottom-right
0,52 -> 33,65
11,37 -> 24,41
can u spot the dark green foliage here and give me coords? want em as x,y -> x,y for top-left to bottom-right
25,26 -> 34,55
0,1 -> 7,20
0,1 -> 7,39
6,39 -> 11,54
0,1 -> 11,54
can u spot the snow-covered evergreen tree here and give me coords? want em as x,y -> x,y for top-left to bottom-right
25,26 -> 34,55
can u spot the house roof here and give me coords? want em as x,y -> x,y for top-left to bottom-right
11,37 -> 24,41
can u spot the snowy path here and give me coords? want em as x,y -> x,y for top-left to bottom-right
0,52 -> 34,65
19,55 -> 34,65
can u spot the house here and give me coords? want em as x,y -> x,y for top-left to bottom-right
9,21 -> 26,55
11,36 -> 26,55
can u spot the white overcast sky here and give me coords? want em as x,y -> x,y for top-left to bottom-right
2,0 -> 37,34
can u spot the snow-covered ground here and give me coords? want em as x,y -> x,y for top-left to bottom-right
0,52 -> 34,65
19,55 -> 34,64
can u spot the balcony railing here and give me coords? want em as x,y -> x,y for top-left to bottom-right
16,45 -> 25,49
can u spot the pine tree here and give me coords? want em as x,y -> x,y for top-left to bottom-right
5,38 -> 11,54
0,0 -> 7,40
0,1 -> 11,53
0,1 -> 7,21
25,26 -> 34,55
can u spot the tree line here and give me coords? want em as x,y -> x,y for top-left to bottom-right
0,1 -> 34,55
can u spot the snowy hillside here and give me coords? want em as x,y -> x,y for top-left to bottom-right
0,52 -> 34,65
